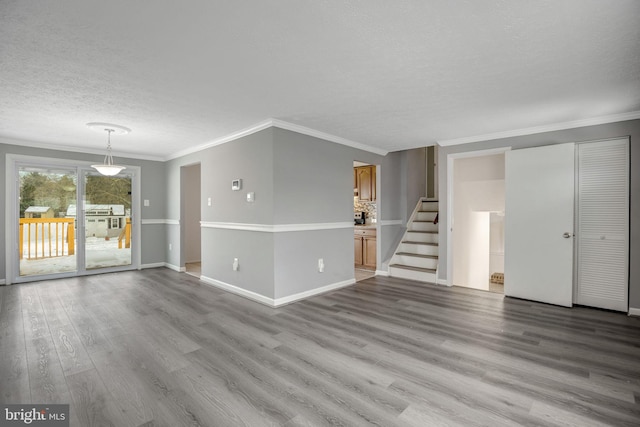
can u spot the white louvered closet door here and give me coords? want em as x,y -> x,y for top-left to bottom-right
576,138 -> 629,312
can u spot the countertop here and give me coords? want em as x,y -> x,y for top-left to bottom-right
354,224 -> 377,230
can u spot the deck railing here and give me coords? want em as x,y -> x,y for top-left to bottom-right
118,218 -> 132,249
19,218 -> 75,259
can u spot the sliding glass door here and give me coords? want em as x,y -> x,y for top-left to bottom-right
12,159 -> 139,283
18,166 -> 78,277
82,170 -> 133,270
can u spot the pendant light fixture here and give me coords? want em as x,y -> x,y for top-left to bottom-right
87,122 -> 131,176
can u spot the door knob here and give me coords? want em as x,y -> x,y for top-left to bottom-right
563,232 -> 572,238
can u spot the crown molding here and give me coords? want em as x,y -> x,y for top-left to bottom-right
437,110 -> 640,147
165,119 -> 275,160
165,118 -> 387,161
0,136 -> 165,161
270,119 -> 388,156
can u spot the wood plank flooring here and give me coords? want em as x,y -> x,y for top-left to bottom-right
1,269 -> 639,426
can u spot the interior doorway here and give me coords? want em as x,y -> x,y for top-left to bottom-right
449,150 -> 507,293
353,160 -> 378,281
181,163 -> 201,278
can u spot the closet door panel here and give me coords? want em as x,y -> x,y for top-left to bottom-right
576,139 -> 629,312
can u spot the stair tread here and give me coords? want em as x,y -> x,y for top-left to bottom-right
396,252 -> 438,259
412,220 -> 438,223
418,210 -> 439,213
389,264 -> 437,273
402,241 -> 438,246
407,230 -> 438,234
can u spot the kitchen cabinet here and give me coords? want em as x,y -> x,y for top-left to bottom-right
355,166 -> 376,202
354,227 -> 376,270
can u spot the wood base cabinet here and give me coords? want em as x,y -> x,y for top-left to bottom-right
355,228 -> 376,270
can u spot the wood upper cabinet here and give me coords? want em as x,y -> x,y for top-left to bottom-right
355,165 -> 376,202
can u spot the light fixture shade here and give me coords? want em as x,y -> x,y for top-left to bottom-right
91,164 -> 126,176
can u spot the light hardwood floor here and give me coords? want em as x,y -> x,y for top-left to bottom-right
1,269 -> 639,426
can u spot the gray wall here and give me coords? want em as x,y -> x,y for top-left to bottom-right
203,228 -> 275,298
164,126 -> 407,301
426,146 -> 436,198
274,229 -> 353,299
201,129 -> 276,225
0,138 -> 167,281
437,119 -> 640,309
403,147 -> 427,222
378,151 -> 405,269
273,128 -> 354,224
200,128 -> 276,288
183,163 -> 201,263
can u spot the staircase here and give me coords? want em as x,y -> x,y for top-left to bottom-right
389,199 -> 439,283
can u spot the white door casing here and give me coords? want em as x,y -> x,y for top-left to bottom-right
504,143 -> 575,307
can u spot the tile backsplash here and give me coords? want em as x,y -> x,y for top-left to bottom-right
354,197 -> 377,223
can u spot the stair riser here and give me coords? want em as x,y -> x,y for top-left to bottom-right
405,232 -> 438,244
410,222 -> 438,232
421,201 -> 439,211
399,243 -> 439,256
389,267 -> 436,283
392,255 -> 438,270
415,212 -> 438,222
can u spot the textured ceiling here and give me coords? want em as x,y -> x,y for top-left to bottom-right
1,0 -> 639,160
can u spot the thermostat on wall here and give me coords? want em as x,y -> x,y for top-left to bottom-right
232,179 -> 242,191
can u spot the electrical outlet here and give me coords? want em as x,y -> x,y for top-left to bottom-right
318,258 -> 324,273
144,199 -> 150,207
207,197 -> 212,206
169,243 -> 172,251
233,258 -> 239,271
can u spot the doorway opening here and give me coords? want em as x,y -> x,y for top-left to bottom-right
353,160 -> 378,281
449,151 -> 506,294
181,163 -> 201,278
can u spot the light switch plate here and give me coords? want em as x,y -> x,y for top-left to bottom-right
144,199 -> 150,207
246,192 -> 254,202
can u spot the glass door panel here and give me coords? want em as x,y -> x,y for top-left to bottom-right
18,166 -> 77,277
83,171 -> 133,270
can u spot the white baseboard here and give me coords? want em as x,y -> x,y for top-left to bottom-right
165,263 -> 186,272
437,278 -> 449,286
273,279 -> 355,307
141,262 -> 166,269
200,275 -> 355,308
375,269 -> 389,277
628,307 -> 640,317
200,276 -> 275,306
0,279 -> 5,285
